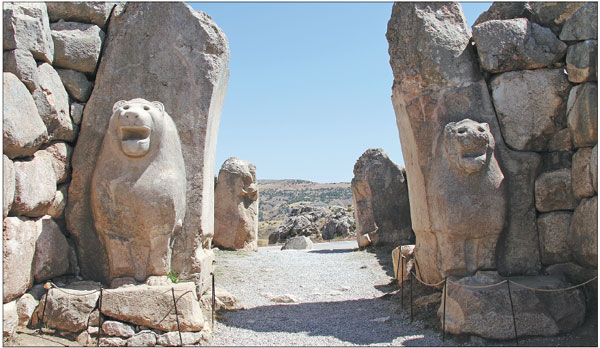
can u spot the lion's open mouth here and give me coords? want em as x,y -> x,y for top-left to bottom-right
119,126 -> 151,157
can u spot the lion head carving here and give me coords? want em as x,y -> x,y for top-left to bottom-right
443,119 -> 495,174
110,99 -> 165,157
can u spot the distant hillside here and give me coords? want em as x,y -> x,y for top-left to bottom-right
257,179 -> 353,242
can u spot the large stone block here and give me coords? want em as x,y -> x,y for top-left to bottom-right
35,142 -> 73,185
568,196 -> 598,267
3,72 -> 48,159
3,2 -> 53,63
46,2 -> 116,31
567,82 -> 598,148
529,2 -> 585,35
56,68 -> 93,102
32,63 -> 76,142
566,40 -> 598,83
11,154 -> 56,217
90,99 -> 186,282
51,21 -> 105,74
3,155 -> 15,218
67,3 -> 230,285
36,281 -> 101,332
214,157 -> 259,251
535,169 -> 577,213
560,2 -> 598,41
3,48 -> 39,92
572,147 -> 595,199
473,2 -> 534,26
490,69 -> 571,152
351,148 -> 413,247
3,217 -> 38,303
32,216 -> 70,283
440,271 -> 586,339
537,211 -> 572,265
592,145 -> 598,192
100,282 -> 203,332
473,18 -> 566,73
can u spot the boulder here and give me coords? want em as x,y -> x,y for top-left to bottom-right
32,216 -> 70,283
50,21 -> 105,73
490,68 -> 571,152
214,157 -> 259,251
281,236 -> 313,250
70,102 -> 84,125
3,2 -> 54,63
543,262 -> 598,289
101,320 -> 135,338
35,142 -> 73,184
541,151 -> 573,172
537,211 -> 572,265
100,337 -> 126,347
100,282 -> 204,332
126,330 -> 157,347
568,196 -> 598,267
566,40 -> 598,83
202,287 -> 239,311
560,2 -> 598,41
3,72 -> 48,159
11,154 -> 56,217
592,145 -> 598,192
3,48 -> 39,91
473,2 -> 534,26
3,155 -> 15,217
3,301 -> 18,337
35,281 -> 102,332
472,18 -> 566,73
535,169 -> 578,212
46,2 -> 116,31
440,271 -> 586,339
572,147 -> 595,199
567,83 -> 598,148
351,148 -> 413,247
529,2 -> 585,35
66,3 -> 230,288
157,332 -> 206,347
56,68 -> 93,102
392,245 -> 415,282
32,63 -> 76,142
90,99 -> 187,282
47,184 -> 68,219
16,293 -> 38,327
548,128 -> 573,152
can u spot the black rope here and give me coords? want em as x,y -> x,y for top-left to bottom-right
212,272 -> 216,330
171,288 -> 183,347
97,288 -> 103,347
409,270 -> 413,322
506,281 -> 519,346
442,277 -> 447,342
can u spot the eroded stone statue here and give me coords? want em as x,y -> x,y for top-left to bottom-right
429,119 -> 506,277
91,98 -> 186,282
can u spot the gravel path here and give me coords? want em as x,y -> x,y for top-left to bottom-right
209,241 -> 447,346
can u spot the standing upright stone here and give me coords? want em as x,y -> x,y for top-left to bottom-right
67,3 -> 229,288
351,149 -> 413,248
213,157 -> 259,251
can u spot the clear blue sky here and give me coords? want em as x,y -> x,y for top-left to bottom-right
189,2 -> 491,183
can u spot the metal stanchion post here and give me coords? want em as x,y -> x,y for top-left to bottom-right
442,277 -> 447,342
506,281 -> 519,346
171,288 -> 183,347
410,271 -> 413,322
97,288 -> 103,347
212,272 -> 215,330
40,283 -> 50,331
400,256 -> 404,309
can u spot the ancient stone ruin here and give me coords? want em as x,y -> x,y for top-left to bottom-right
387,1 -> 596,338
214,157 -> 259,251
351,148 -> 414,248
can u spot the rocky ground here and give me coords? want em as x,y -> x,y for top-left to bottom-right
209,241 -> 598,347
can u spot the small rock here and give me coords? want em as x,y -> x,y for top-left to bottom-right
56,69 -> 93,102
3,301 -> 18,337
328,290 -> 342,296
3,155 -> 15,217
566,40 -> 598,83
101,320 -> 135,338
47,185 -> 68,219
16,293 -> 38,327
572,147 -> 595,199
157,331 -> 206,346
36,142 -> 73,184
270,294 -> 300,303
145,276 -> 172,286
70,102 -> 85,125
535,169 -> 578,212
568,196 -> 598,267
3,48 -> 39,92
126,330 -> 157,347
281,236 -> 313,250
100,336 -> 126,347
370,316 -> 390,323
77,331 -> 94,346
567,83 -> 598,148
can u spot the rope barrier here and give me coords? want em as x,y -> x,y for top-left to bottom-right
48,282 -> 100,296
447,279 -> 508,289
508,276 -> 598,292
410,271 -> 446,287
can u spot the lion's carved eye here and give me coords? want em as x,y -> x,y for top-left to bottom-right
123,105 -> 130,110
457,128 -> 467,134
144,105 -> 150,111
477,126 -> 485,132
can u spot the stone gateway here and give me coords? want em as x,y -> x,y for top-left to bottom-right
91,98 -> 186,282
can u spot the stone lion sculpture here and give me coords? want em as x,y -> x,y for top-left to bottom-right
91,98 -> 186,283
429,119 -> 506,277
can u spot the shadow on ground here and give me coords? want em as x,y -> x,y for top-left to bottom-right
307,248 -> 356,254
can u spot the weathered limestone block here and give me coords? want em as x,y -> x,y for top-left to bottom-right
11,154 -> 56,217
67,3 -> 230,288
537,211 -> 572,265
392,245 -> 415,282
592,145 -> 598,192
3,2 -> 54,63
440,271 -> 586,339
91,99 -> 186,282
32,63 -> 76,142
101,320 -> 135,338
572,147 -> 595,199
3,48 -> 39,92
16,293 -> 38,327
3,217 -> 38,303
566,40 -> 598,83
490,68 -> 571,151
351,149 -> 413,248
568,196 -> 598,267
100,282 -> 203,332
50,21 -> 105,73
3,155 -> 15,218
529,2 -> 585,35
473,18 -> 566,73
567,82 -> 598,148
214,157 -> 259,251
35,142 -> 73,184
32,216 -> 70,283
36,281 -> 102,332
3,72 -> 48,159
46,2 -> 116,31
281,235 -> 313,250
535,169 -> 578,212
47,184 -> 68,219
560,2 -> 598,41
3,301 -> 18,337
473,2 -> 534,26
70,102 -> 84,125
56,68 -> 93,102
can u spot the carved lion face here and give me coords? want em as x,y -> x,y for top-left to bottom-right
443,119 -> 495,174
111,99 -> 164,157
